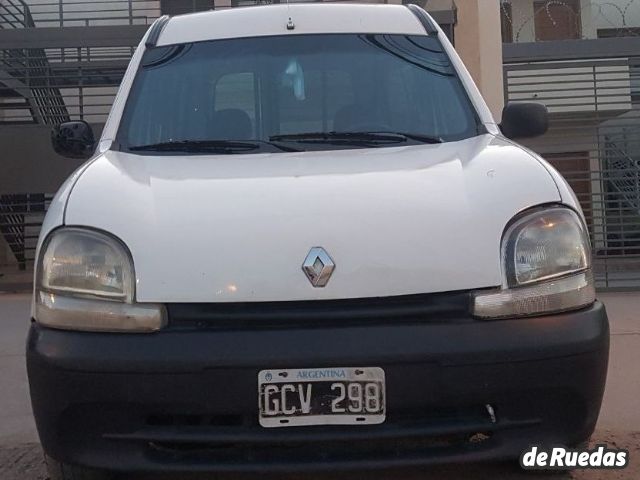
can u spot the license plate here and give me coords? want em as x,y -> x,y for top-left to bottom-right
258,367 -> 385,428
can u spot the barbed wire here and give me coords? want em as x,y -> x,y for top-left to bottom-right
501,0 -> 640,40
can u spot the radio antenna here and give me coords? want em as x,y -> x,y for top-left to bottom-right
286,0 -> 295,30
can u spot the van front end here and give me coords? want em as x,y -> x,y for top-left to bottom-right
29,5 -> 609,479
28,296 -> 608,473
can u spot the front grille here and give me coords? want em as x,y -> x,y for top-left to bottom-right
167,291 -> 474,329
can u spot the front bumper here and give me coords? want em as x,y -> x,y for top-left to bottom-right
27,301 -> 609,473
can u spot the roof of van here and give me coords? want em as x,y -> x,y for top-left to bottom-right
155,4 -> 429,46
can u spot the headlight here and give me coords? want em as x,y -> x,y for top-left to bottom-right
473,206 -> 595,319
35,228 -> 165,332
503,207 -> 590,287
40,228 -> 134,301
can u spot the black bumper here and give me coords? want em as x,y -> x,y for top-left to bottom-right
27,301 -> 609,473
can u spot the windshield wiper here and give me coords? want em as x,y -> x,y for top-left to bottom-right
269,131 -> 443,145
128,139 -> 302,153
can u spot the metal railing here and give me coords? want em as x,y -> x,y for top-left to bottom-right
1,46 -> 128,124
504,41 -> 640,289
1,48 -> 71,124
605,139 -> 640,215
0,194 -> 51,270
0,0 -> 34,28
0,0 -> 161,28
1,0 -> 73,124
0,0 -> 142,275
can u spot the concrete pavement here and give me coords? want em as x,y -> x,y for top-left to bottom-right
595,293 -> 640,432
0,294 -> 37,446
1,291 -> 638,479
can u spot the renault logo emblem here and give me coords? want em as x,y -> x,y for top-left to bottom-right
302,247 -> 335,287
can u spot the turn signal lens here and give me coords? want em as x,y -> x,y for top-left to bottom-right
35,291 -> 166,332
472,270 -> 595,319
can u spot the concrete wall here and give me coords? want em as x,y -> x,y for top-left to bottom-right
0,124 -> 101,194
455,0 -> 504,120
0,235 -> 9,266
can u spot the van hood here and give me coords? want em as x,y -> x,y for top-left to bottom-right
65,134 -> 560,302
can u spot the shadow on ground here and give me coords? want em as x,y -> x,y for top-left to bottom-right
1,444 -> 574,480
7,436 -> 640,480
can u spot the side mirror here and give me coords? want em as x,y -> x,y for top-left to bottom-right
500,102 -> 548,139
51,120 -> 96,159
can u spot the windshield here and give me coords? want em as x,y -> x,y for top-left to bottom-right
117,33 -> 480,153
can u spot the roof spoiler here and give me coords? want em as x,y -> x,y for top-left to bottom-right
145,15 -> 171,48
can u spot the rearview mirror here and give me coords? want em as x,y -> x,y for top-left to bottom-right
51,120 -> 96,159
500,102 -> 548,139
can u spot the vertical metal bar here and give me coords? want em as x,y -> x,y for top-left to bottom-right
593,64 -> 598,112
18,207 -> 25,271
636,144 -> 640,217
620,183 -> 626,257
24,47 -> 29,86
78,47 -> 84,121
503,64 -> 510,105
596,129 -> 604,286
59,0 -> 63,27
129,0 -> 134,25
45,49 -> 52,124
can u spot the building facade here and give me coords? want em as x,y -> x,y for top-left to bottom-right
500,0 -> 640,288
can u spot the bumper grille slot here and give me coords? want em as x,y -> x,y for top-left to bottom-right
147,432 -> 491,457
145,414 -> 244,428
107,413 -> 538,450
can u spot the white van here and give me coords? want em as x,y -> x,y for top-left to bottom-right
28,4 -> 608,479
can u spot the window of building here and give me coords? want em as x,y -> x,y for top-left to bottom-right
533,0 -> 582,41
501,1 -> 513,43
